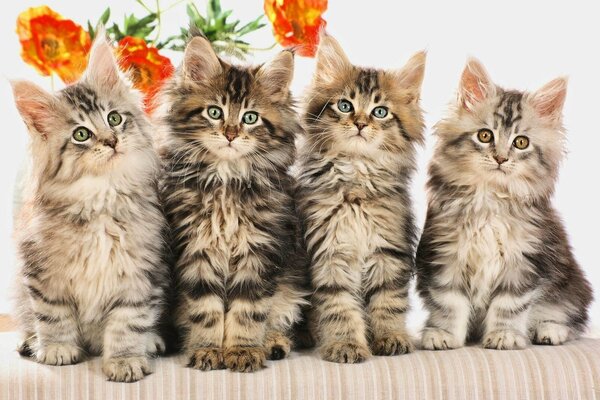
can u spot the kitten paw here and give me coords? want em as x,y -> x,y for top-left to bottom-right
532,322 -> 570,345
483,330 -> 528,350
265,331 -> 292,360
103,356 -> 152,383
17,335 -> 36,357
320,341 -> 371,363
224,346 -> 266,372
372,332 -> 414,356
187,348 -> 224,371
145,332 -> 166,357
421,328 -> 461,350
36,343 -> 82,366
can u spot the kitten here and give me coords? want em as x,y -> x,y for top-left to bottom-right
416,58 -> 593,350
296,35 -> 426,363
11,35 -> 168,382
158,36 -> 308,373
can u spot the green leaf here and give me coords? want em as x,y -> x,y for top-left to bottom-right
100,7 -> 111,26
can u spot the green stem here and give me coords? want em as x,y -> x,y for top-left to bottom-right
153,0 -> 162,44
162,0 -> 187,13
135,0 -> 154,13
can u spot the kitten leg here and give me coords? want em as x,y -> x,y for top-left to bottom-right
365,250 -> 414,356
26,284 -> 82,365
482,291 -> 532,350
421,288 -> 471,350
529,303 -> 574,345
263,282 -> 305,360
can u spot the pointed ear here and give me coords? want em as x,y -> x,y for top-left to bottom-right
314,34 -> 351,85
183,36 -> 222,83
394,50 -> 426,103
83,31 -> 121,87
11,80 -> 56,138
458,58 -> 496,111
256,50 -> 294,101
529,77 -> 567,123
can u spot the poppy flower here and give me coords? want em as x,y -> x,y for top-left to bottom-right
17,6 -> 91,84
117,36 -> 174,114
264,0 -> 328,57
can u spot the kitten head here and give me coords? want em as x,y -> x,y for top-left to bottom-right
11,34 -> 154,189
433,57 -> 567,199
160,36 -> 298,168
303,34 -> 426,157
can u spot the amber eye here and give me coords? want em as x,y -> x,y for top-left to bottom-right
513,135 -> 530,150
477,129 -> 494,143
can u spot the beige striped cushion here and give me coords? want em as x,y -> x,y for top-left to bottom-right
1,332 -> 599,400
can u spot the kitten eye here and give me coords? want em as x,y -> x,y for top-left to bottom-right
513,135 -> 530,150
242,111 -> 259,125
207,106 -> 223,120
477,129 -> 494,144
107,111 -> 122,127
372,106 -> 388,118
337,99 -> 353,113
72,127 -> 92,142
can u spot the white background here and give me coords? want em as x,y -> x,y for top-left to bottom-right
0,1 -> 597,329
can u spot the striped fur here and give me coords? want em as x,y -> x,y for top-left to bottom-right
156,36 -> 309,372
416,58 -> 593,350
11,37 -> 169,382
296,35 -> 426,363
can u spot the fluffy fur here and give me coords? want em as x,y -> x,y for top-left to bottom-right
11,35 -> 169,382
157,36 -> 309,373
416,58 -> 593,350
296,35 -> 426,363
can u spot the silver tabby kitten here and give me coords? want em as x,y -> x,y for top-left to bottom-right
11,36 -> 168,382
157,36 -> 308,373
417,58 -> 593,350
296,35 -> 426,363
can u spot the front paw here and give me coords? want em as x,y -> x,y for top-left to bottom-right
103,356 -> 152,382
421,328 -> 461,350
224,346 -> 266,372
145,332 -> 166,357
320,341 -> 371,364
265,331 -> 292,360
36,343 -> 82,366
372,332 -> 414,356
483,330 -> 528,350
532,322 -> 570,345
187,348 -> 224,371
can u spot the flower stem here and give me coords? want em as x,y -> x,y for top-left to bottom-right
154,0 -> 162,44
135,0 -> 154,14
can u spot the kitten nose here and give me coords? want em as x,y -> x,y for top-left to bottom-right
102,136 -> 118,149
494,155 -> 508,165
224,127 -> 238,142
354,122 -> 367,131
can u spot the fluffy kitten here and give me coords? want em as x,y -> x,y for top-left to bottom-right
11,36 -> 168,382
158,36 -> 308,372
416,58 -> 593,350
296,35 -> 426,363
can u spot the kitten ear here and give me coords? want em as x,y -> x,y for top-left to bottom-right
183,36 -> 222,83
84,30 -> 121,87
394,50 -> 427,103
529,77 -> 567,123
458,58 -> 496,111
11,80 -> 56,138
256,50 -> 294,100
315,34 -> 351,85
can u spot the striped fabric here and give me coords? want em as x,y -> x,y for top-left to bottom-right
1,332 -> 599,400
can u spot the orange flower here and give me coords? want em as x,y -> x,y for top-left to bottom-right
117,36 -> 174,114
264,0 -> 327,57
17,6 -> 91,84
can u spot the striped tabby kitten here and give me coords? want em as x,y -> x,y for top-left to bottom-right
11,36 -> 168,382
158,36 -> 308,372
417,58 -> 593,350
297,35 -> 426,363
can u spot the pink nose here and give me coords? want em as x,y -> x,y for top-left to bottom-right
355,122 -> 367,131
494,155 -> 508,165
224,127 -> 238,142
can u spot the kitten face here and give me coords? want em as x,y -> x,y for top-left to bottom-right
304,35 -> 426,156
12,36 -> 152,183
162,36 -> 297,165
434,58 -> 567,198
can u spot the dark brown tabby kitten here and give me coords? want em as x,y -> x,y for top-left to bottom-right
157,36 -> 309,372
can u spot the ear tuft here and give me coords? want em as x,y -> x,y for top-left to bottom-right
84,29 -> 121,87
530,77 -> 567,123
394,50 -> 427,102
458,57 -> 495,111
314,34 -> 351,85
256,50 -> 294,100
183,36 -> 222,83
11,80 -> 55,137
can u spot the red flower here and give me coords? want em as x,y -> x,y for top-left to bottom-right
117,36 -> 174,114
264,0 -> 328,57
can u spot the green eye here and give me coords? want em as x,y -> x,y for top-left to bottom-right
372,106 -> 388,118
107,111 -> 122,127
207,106 -> 223,120
72,127 -> 92,142
242,112 -> 259,125
477,129 -> 494,143
513,135 -> 530,150
337,99 -> 353,113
